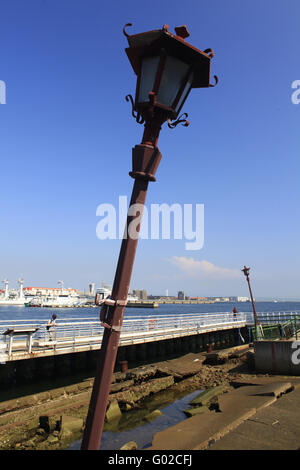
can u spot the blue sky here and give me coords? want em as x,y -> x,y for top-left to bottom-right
0,0 -> 299,298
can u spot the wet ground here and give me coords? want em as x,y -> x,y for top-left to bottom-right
69,388 -> 202,450
0,348 -> 250,450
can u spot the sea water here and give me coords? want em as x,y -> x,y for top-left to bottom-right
1,301 -> 300,323
68,388 -> 202,450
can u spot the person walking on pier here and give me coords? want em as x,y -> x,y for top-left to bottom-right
47,314 -> 57,341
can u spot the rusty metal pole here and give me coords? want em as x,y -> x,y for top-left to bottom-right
80,121 -> 162,450
241,266 -> 260,340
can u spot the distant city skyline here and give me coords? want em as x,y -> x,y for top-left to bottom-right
1,1 -> 299,300
2,277 -> 300,302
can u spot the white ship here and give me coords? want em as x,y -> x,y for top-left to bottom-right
96,285 -> 139,303
0,279 -> 27,306
26,295 -> 80,308
25,281 -> 81,308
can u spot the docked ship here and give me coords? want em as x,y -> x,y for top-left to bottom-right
26,295 -> 81,308
0,279 -> 27,306
24,282 -> 81,308
96,285 -> 139,303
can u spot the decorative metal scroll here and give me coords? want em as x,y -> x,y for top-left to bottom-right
125,95 -> 145,124
204,48 -> 215,58
123,23 -> 133,37
167,113 -> 190,129
209,75 -> 219,87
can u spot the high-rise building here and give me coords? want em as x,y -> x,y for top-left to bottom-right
178,291 -> 185,300
141,289 -> 147,300
133,289 -> 147,300
89,283 -> 95,296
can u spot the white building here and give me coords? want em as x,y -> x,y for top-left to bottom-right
24,287 -> 78,298
237,296 -> 249,302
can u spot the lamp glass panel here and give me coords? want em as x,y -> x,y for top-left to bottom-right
157,56 -> 189,107
175,71 -> 193,113
138,56 -> 160,102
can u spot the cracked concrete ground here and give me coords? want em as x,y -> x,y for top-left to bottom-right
149,377 -> 300,450
207,382 -> 300,450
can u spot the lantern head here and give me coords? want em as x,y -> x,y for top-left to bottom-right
124,24 -> 217,124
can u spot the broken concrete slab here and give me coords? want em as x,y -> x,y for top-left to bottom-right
189,385 -> 229,406
204,352 -> 229,365
126,366 -> 158,380
109,376 -> 174,405
204,345 -> 250,365
150,384 -> 279,450
209,385 -> 300,450
184,406 -> 210,417
228,345 -> 250,358
230,375 -> 300,389
155,353 -> 206,378
113,371 -> 128,382
105,399 -> 122,422
120,441 -> 138,450
59,415 -> 84,438
144,409 -> 163,422
209,404 -> 300,451
248,382 -> 293,398
110,380 -> 135,393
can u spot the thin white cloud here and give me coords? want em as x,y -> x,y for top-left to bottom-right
168,257 -> 240,280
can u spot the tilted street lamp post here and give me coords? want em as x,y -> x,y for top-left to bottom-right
241,266 -> 261,340
81,23 -> 217,450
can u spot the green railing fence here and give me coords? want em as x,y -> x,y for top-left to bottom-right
251,315 -> 300,341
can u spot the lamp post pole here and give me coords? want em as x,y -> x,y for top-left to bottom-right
242,266 -> 260,340
81,121 -> 163,450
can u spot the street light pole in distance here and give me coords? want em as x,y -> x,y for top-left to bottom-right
242,266 -> 261,340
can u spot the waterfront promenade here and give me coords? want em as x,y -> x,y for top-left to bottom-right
1,309 -> 300,363
0,312 -> 245,362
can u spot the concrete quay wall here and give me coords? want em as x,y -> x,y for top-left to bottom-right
254,339 -> 300,375
0,327 -> 248,390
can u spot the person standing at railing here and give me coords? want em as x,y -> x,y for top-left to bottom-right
233,307 -> 238,320
46,314 -> 57,341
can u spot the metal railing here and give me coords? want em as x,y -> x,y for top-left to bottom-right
0,312 -> 246,358
244,311 -> 300,325
2,311 -> 300,357
248,313 -> 300,341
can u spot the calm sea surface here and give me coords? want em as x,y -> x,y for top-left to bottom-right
0,301 -> 300,323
